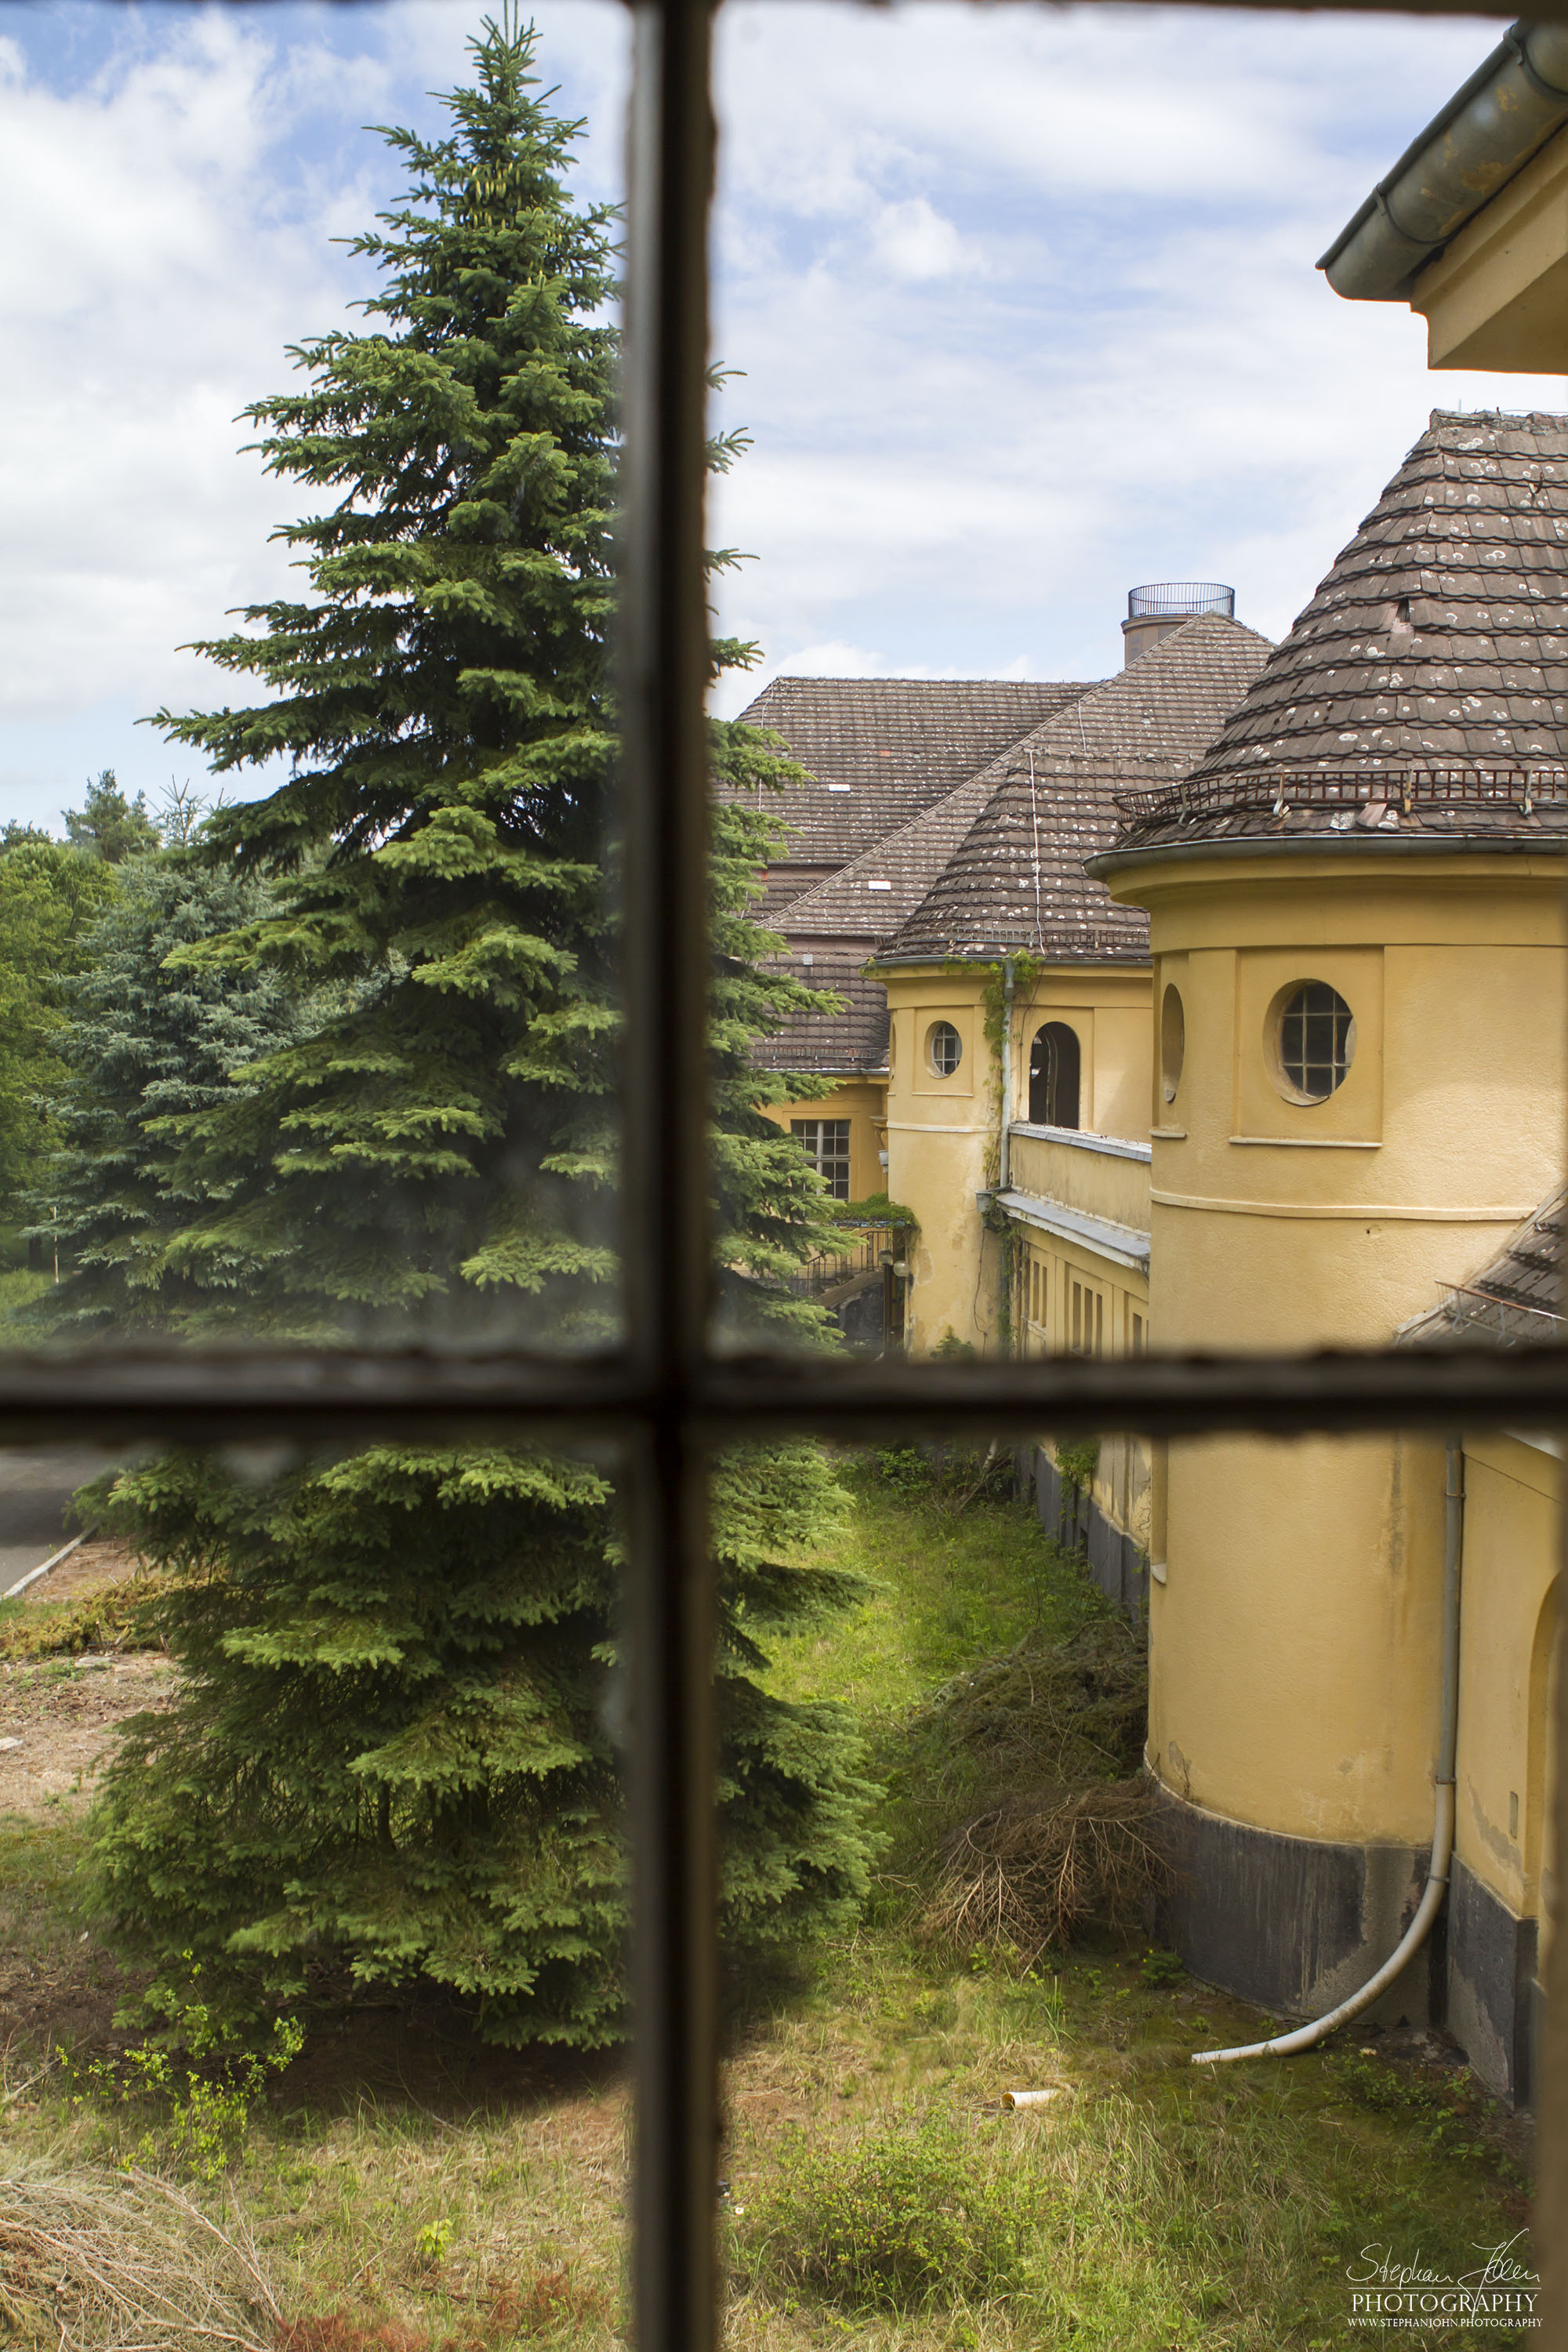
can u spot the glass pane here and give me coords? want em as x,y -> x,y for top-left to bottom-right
0,3 -> 631,1358
716,1426 -> 1549,2343
708,2 -> 1568,1370
2,1429 -> 630,2344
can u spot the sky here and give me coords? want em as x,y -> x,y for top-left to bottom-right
0,0 -> 1562,829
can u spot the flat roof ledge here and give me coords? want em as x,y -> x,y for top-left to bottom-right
996,1188 -> 1151,1275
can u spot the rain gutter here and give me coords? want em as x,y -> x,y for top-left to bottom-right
1319,20 -> 1568,302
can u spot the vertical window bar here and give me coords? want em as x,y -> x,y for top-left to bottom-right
619,5 -> 719,2350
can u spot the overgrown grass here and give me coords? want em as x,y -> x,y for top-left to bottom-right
0,1263 -> 51,1329
0,1454 -> 1537,2351
0,1569 -> 169,1659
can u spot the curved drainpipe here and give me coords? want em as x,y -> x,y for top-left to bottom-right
1319,21 -> 1568,303
1192,1440 -> 1463,2066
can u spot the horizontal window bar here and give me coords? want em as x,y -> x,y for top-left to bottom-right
0,1343 -> 1563,1440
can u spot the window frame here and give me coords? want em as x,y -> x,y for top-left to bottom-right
4,5 -> 1567,2347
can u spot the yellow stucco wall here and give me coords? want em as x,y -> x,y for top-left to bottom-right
757,1078 -> 887,1205
1102,845 -> 1568,1848
1410,119 -> 1568,373
1454,1434 -> 1561,1954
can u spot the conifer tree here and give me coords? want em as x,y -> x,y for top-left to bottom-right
90,15 -> 872,2045
27,852 -> 299,1330
64,771 -> 160,865
0,838 -> 119,1230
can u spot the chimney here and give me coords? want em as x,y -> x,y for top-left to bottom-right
1123,581 -> 1235,666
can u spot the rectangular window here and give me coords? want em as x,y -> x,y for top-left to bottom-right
790,1117 -> 851,1201
14,6 -> 1568,2345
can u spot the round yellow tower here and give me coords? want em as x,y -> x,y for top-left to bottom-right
1092,408 -> 1568,2027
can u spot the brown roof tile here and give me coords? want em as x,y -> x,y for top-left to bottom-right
723,676 -> 1096,885
751,958 -> 891,1076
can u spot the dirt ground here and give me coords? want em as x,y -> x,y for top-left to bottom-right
0,1653 -> 175,1820
7,1536 -> 140,1606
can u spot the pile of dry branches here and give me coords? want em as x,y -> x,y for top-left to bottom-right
894,1617 -> 1169,1965
0,2165 -> 280,2352
921,1777 -> 1170,1967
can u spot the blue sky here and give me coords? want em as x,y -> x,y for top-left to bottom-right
0,1 -> 1560,830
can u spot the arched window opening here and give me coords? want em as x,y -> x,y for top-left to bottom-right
1029,1022 -> 1080,1129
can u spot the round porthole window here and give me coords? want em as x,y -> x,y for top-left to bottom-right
927,1020 -> 963,1077
1160,984 -> 1185,1105
1273,981 -> 1355,1103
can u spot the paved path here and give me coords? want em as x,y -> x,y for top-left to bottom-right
0,1447 -> 123,1595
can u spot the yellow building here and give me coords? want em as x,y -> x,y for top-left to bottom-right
733,604 -> 1272,1606
1093,408 -> 1568,2103
726,677 -> 1089,1210
1319,20 -> 1568,375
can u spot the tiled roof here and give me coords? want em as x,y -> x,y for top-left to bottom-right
878,615 -> 1272,962
724,676 -> 1096,881
1400,1189 -> 1567,1345
771,765 -> 1007,944
752,958 -> 890,1076
1115,412 -> 1568,851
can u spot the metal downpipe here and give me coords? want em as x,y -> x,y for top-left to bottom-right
1192,1439 -> 1463,2066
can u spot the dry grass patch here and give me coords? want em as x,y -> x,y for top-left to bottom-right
0,2164 -> 281,2352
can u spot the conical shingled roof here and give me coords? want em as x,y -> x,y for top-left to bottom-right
1115,411 -> 1568,851
877,615 -> 1272,964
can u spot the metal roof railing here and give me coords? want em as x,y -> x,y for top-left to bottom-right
1113,761 -> 1568,839
1127,582 -> 1236,619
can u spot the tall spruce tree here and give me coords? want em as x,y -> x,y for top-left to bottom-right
89,15 -> 873,2045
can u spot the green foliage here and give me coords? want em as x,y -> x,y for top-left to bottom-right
86,16 -> 873,2049
75,1954 -> 303,2182
87,1438 -> 875,2045
1138,1944 -> 1186,1988
827,1191 -> 916,1229
749,2111 -> 1031,2312
413,2217 -> 456,2267
1055,1437 -> 1101,1496
133,16 -> 837,1349
25,853 -> 300,1333
64,771 -> 160,865
869,1439 -> 1011,1514
0,837 -> 119,1213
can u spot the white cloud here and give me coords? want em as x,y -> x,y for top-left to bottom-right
870,198 -> 967,282
0,0 -> 627,829
3,2 -> 1564,797
706,2 -> 1568,715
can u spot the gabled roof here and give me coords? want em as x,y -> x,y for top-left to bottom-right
769,763 -> 1007,946
724,676 -> 1096,877
877,615 -> 1272,963
1114,411 -> 1568,852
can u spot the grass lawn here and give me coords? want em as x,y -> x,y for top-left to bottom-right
0,1454 -> 1537,2350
